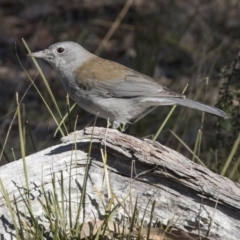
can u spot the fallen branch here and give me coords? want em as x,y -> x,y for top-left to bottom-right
0,127 -> 239,240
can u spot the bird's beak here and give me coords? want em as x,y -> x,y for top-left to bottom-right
28,50 -> 48,59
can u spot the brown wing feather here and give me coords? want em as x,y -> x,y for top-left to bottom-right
75,56 -> 185,99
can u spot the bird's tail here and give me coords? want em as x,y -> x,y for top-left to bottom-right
141,97 -> 229,119
171,98 -> 229,119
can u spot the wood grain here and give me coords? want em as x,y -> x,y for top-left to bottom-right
0,127 -> 239,239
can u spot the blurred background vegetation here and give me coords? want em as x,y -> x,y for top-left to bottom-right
0,0 -> 239,179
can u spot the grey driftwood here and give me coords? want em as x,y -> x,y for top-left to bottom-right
0,127 -> 239,240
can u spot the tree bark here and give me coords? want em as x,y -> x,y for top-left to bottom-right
0,127 -> 239,240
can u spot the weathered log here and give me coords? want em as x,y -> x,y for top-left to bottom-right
0,127 -> 239,240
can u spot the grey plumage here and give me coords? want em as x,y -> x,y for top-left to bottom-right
28,41 -> 229,128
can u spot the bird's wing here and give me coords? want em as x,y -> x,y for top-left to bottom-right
93,72 -> 184,99
74,57 -> 184,99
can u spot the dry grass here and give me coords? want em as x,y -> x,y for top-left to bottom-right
0,0 -> 239,180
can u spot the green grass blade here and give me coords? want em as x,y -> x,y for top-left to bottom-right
16,42 -> 65,137
74,117 -> 97,236
229,155 -> 240,180
54,103 -> 76,137
67,94 -> 73,132
221,132 -> 240,176
16,93 -> 32,212
192,129 -> 201,162
129,196 -> 138,232
22,38 -> 68,135
26,120 -> 37,152
147,200 -> 156,240
0,141 -> 10,163
153,84 -> 188,141
0,178 -> 21,239
169,130 -> 206,166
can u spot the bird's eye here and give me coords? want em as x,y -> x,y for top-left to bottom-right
57,47 -> 65,53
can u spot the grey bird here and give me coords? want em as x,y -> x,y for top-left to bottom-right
28,41 -> 229,128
